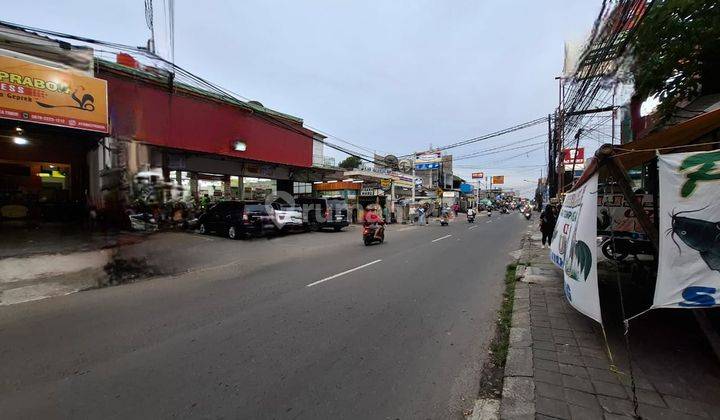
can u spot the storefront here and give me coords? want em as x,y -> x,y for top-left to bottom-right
0,53 -> 108,222
96,57 -> 327,213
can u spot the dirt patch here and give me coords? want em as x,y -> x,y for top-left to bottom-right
103,256 -> 156,286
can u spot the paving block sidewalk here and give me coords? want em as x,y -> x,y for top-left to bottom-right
500,232 -> 720,420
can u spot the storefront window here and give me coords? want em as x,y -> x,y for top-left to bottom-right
293,182 -> 312,194
243,177 -> 276,201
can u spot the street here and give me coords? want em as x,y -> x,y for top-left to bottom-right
0,213 -> 528,419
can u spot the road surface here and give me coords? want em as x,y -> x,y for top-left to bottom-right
0,212 -> 529,419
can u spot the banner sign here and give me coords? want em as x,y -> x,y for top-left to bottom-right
0,55 -> 108,132
415,162 -> 440,170
492,175 -> 504,185
471,172 -> 484,179
597,194 -> 654,237
655,151 -> 720,308
550,173 -> 601,323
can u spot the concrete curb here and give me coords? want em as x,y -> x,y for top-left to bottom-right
500,233 -> 536,419
0,249 -> 112,306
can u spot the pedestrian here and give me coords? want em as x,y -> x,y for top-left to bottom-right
418,205 -> 426,225
539,203 -> 557,248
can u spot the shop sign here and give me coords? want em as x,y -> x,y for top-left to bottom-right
550,173 -> 601,323
0,55 -> 108,132
471,172 -> 484,179
654,151 -> 720,309
380,179 -> 391,189
562,148 -> 585,165
416,151 -> 441,163
492,175 -> 505,185
415,162 -> 440,170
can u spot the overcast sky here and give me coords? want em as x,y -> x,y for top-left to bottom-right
4,1 -> 602,196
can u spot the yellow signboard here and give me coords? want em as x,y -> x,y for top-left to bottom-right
492,176 -> 505,185
0,55 -> 108,132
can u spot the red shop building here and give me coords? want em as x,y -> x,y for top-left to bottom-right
92,57 -> 328,211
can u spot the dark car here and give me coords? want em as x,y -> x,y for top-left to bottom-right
296,197 -> 349,231
197,201 -> 276,239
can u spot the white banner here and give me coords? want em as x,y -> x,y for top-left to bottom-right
550,173 -> 601,323
655,151 -> 720,308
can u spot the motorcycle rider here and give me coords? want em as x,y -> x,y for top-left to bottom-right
364,204 -> 385,240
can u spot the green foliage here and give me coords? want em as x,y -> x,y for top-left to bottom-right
490,264 -> 517,367
630,0 -> 720,117
338,155 -> 362,170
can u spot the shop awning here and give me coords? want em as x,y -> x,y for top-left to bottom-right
615,107 -> 720,169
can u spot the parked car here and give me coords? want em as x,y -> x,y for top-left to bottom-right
197,201 -> 276,239
271,203 -> 304,231
296,197 -> 349,231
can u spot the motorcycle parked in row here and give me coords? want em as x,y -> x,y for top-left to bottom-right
600,236 -> 654,261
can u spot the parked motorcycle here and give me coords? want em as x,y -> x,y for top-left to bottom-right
523,211 -> 532,220
600,236 -> 654,261
440,215 -> 449,226
363,222 -> 385,246
467,213 -> 476,223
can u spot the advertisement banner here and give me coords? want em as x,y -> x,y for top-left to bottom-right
655,151 -> 720,308
0,55 -> 108,132
550,173 -> 601,323
471,172 -> 484,179
492,175 -> 504,185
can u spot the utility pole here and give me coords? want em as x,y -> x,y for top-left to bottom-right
555,76 -> 565,198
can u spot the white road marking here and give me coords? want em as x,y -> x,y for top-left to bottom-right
468,225 -> 479,230
432,234 -> 453,243
486,220 -> 493,224
397,227 -> 413,232
306,259 -> 383,287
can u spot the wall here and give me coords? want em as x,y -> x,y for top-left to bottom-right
101,72 -> 314,168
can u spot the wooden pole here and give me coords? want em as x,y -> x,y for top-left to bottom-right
595,144 -> 659,251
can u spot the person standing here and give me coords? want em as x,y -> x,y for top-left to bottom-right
539,204 -> 557,248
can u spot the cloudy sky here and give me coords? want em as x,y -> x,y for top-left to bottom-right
4,1 -> 602,196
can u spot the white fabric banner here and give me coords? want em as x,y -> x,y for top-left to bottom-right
550,173 -> 601,323
655,151 -> 720,308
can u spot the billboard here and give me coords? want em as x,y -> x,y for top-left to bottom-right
492,176 -> 504,185
471,172 -> 484,179
0,55 -> 108,132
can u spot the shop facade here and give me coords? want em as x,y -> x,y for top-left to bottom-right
93,58 -> 328,217
0,49 -> 108,222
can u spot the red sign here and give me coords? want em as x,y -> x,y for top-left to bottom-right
471,172 -> 484,179
563,148 -> 585,164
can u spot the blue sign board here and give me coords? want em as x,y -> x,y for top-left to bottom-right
459,183 -> 473,194
415,162 -> 440,170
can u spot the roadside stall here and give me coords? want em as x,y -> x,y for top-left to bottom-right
550,108 -> 720,356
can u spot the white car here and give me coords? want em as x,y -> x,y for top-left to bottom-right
271,203 -> 304,230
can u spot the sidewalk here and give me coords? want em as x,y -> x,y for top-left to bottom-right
501,231 -> 720,419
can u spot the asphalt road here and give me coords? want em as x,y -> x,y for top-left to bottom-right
0,212 -> 529,419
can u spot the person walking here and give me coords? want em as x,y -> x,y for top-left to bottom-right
539,203 -> 557,248
417,205 -> 426,225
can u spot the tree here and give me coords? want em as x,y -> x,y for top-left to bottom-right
630,0 -> 720,117
338,155 -> 362,170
